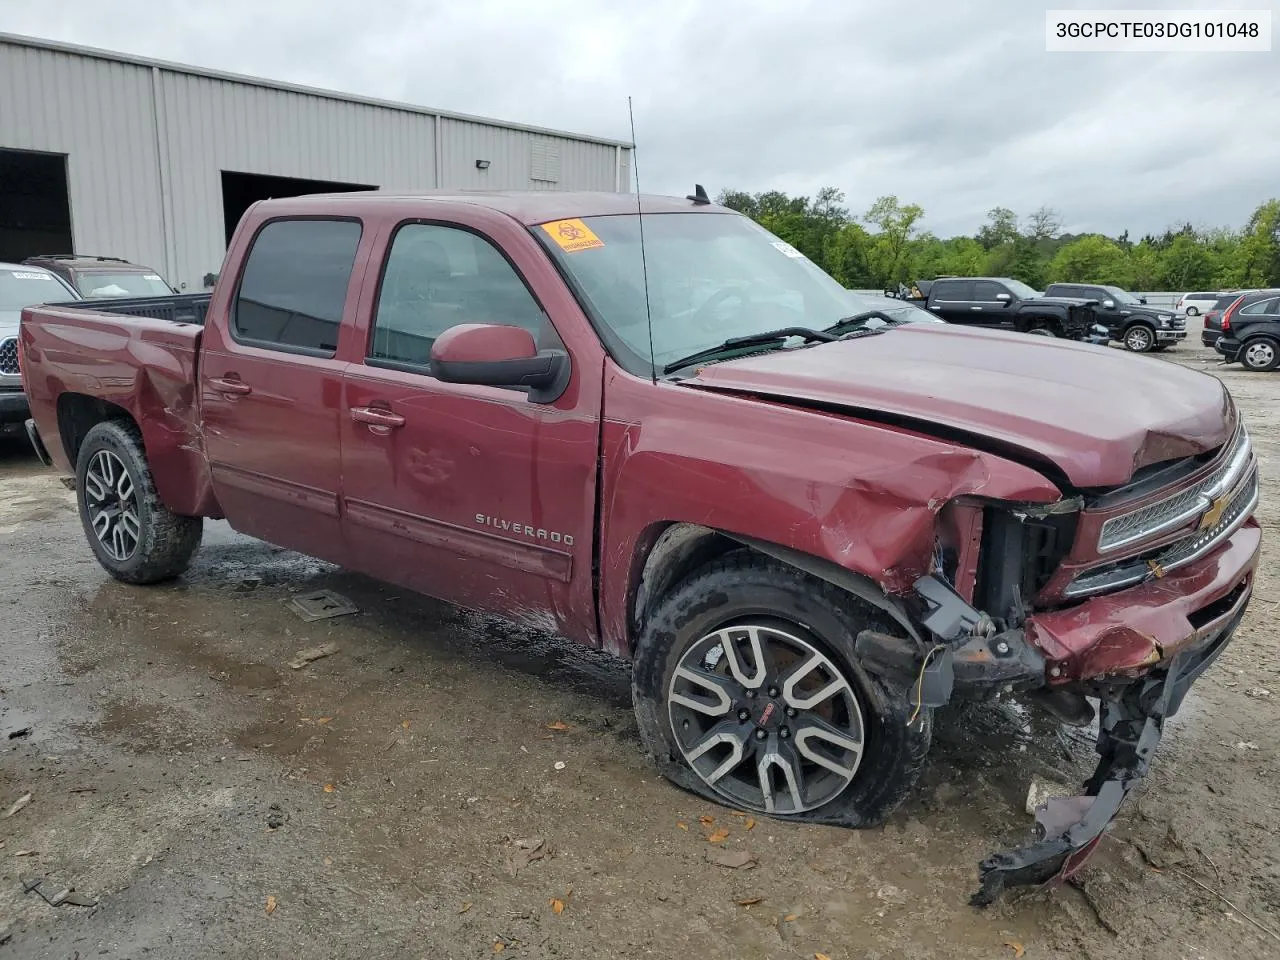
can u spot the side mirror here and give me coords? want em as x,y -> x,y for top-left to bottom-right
1138,296 -> 1148,304
995,292 -> 1012,304
430,323 -> 570,403
1102,299 -> 1116,309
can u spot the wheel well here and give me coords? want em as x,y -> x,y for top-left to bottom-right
627,523 -> 921,655
56,393 -> 137,466
1023,316 -> 1062,334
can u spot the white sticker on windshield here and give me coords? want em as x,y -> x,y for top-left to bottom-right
770,241 -> 805,259
10,271 -> 51,280
143,274 -> 163,281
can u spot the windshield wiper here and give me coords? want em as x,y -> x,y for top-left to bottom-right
824,311 -> 902,336
661,326 -> 836,375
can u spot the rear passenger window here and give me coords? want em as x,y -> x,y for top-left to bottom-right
233,219 -> 362,354
1240,297 -> 1280,316
370,223 -> 550,367
933,280 -> 973,300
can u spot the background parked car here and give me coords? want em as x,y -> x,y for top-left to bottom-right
22,254 -> 176,299
1214,288 -> 1280,370
1043,282 -> 1185,352
0,261 -> 80,437
1177,291 -> 1232,316
1201,292 -> 1253,347
895,277 -> 1098,339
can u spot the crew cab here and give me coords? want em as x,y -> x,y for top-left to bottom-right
905,277 -> 1098,339
19,191 -> 1259,904
1043,283 -> 1186,352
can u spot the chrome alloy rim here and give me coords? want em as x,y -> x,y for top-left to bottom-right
1244,341 -> 1275,369
1126,327 -> 1153,350
84,450 -> 140,562
667,624 -> 865,815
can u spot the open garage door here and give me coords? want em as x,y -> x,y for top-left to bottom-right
0,149 -> 73,263
221,171 -> 376,245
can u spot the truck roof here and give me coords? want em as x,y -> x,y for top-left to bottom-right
252,190 -> 732,226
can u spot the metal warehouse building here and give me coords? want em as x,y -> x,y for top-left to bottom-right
0,32 -> 632,291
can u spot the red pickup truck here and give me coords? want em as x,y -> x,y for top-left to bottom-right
18,190 -> 1259,903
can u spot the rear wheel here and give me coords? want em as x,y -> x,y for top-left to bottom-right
1185,306 -> 1200,316
1240,336 -> 1280,372
1123,324 -> 1156,352
75,420 -> 202,584
632,553 -> 930,827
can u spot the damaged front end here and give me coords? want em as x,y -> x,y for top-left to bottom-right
856,440 -> 1260,905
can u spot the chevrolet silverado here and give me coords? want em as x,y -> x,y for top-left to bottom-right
19,190 -> 1260,904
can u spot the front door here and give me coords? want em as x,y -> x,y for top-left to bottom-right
339,215 -> 602,641
200,217 -> 367,563
970,279 -> 1013,327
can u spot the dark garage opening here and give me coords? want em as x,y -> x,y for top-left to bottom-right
0,149 -> 74,263
221,171 -> 376,244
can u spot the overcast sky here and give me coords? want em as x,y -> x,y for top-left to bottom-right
3,0 -> 1276,238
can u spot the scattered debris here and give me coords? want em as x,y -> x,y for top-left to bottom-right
1245,687 -> 1272,700
22,877 -> 97,908
323,784 -> 335,794
267,804 -> 289,830
735,897 -> 763,906
14,850 -> 36,857
705,847 -> 756,870
1174,869 -> 1280,945
698,815 -> 714,826
745,818 -> 756,831
265,895 -> 277,915
505,838 -> 546,877
676,821 -> 689,831
553,761 -> 566,771
4,793 -> 32,819
7,727 -> 32,740
783,913 -> 799,922
1235,741 -> 1260,751
547,721 -> 571,731
550,896 -> 566,915
458,902 -> 473,915
1025,775 -> 1073,815
287,641 -> 342,669
816,953 -> 833,960
1004,942 -> 1026,958
707,828 -> 729,844
288,591 -> 358,623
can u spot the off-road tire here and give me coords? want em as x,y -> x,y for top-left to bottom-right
1240,336 -> 1280,372
75,420 -> 203,584
632,552 -> 931,828
1123,324 -> 1156,352
1024,321 -> 1060,337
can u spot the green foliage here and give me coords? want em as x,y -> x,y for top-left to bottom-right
715,187 -> 1280,291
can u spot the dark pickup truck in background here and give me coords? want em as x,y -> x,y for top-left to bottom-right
18,190 -> 1260,905
1043,283 -> 1186,352
897,277 -> 1100,340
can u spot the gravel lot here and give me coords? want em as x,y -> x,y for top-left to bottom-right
2,325 -> 1278,960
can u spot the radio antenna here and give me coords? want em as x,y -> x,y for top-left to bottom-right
627,96 -> 657,384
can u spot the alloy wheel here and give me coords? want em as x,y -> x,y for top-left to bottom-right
668,623 -> 865,815
1125,327 -> 1153,351
83,450 -> 141,562
1244,341 -> 1276,370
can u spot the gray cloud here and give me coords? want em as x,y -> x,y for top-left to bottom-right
3,0 -> 1275,237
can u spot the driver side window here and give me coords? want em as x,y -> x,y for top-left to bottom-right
371,223 -> 550,366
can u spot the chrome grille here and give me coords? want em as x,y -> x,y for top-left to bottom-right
1098,424 -> 1251,552
0,338 -> 18,375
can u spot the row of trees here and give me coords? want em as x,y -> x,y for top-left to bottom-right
715,187 -> 1280,292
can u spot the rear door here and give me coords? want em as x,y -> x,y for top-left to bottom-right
199,217 -> 370,564
338,207 -> 604,643
927,279 -> 976,323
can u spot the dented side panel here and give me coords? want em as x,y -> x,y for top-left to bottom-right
20,307 -> 219,517
597,366 -> 1063,656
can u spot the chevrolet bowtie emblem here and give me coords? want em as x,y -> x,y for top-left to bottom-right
1198,492 -> 1231,531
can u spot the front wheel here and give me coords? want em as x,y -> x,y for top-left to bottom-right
632,554 -> 930,827
75,420 -> 203,584
1025,322 -> 1059,337
1185,306 -> 1200,317
1123,324 -> 1156,352
1240,336 -> 1280,371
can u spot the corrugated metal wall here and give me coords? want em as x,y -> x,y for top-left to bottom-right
0,35 -> 631,290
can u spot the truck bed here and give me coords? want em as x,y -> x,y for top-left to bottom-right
20,299 -> 217,517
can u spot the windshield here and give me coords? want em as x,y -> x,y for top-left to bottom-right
1102,285 -> 1141,305
1004,279 -> 1042,299
75,271 -> 172,298
535,212 -> 868,374
0,268 -> 76,310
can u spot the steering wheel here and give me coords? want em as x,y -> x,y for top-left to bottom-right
691,286 -> 751,329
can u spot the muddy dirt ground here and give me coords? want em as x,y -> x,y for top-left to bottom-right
2,329 -> 1279,960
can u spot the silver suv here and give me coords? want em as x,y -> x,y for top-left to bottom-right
0,262 -> 79,437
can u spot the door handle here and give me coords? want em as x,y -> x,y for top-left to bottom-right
210,377 -> 252,395
970,306 -> 983,311
350,406 -> 406,428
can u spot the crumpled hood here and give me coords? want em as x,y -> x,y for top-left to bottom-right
684,323 -> 1232,489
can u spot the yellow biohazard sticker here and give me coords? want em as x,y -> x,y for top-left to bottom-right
541,218 -> 605,253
